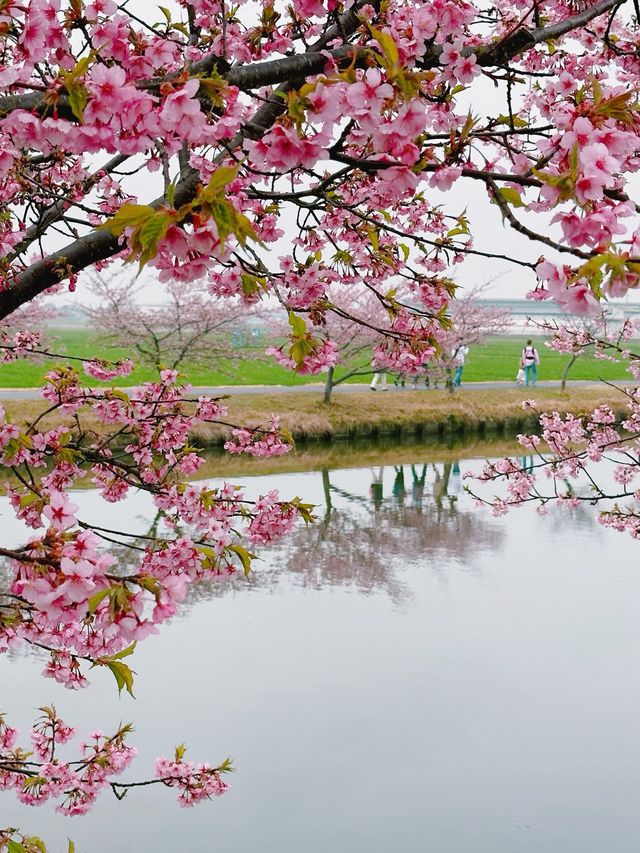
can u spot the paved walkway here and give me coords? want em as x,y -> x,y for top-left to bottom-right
0,379 -> 617,400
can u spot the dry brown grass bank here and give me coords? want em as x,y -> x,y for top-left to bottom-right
190,385 -> 632,443
193,435 -> 526,479
3,385 -> 632,448
3,385 -> 633,483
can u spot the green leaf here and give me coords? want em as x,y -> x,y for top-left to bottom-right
569,142 -> 579,177
289,338 -> 314,366
66,55 -> 92,81
19,492 -> 41,508
17,432 -> 33,449
199,166 -> 240,203
107,642 -> 137,661
495,186 -> 525,208
61,55 -> 93,122
23,776 -> 46,789
289,496 -> 316,524
288,311 -> 307,338
67,82 -> 88,122
207,199 -> 260,248
240,272 -> 268,298
369,26 -> 400,70
7,841 -> 26,853
56,447 -> 82,464
495,113 -> 528,128
87,586 -> 111,615
226,543 -> 256,576
138,576 -> 162,597
102,204 -> 156,237
94,645 -> 137,695
137,212 -> 172,268
104,660 -> 135,697
1,438 -> 19,461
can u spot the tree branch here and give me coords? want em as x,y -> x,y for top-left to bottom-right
0,0 -> 624,119
0,0 -> 626,318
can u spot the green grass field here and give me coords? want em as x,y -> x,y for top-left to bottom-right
0,329 -> 636,388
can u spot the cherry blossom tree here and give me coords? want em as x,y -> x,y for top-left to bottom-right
534,310 -> 614,390
266,286 -> 398,402
0,298 -> 55,367
85,272 -> 251,375
2,0 -> 640,844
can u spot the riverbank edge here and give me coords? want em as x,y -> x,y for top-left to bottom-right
195,385 -> 633,445
3,385 -> 631,447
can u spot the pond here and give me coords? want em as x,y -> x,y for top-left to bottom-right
2,440 -> 640,852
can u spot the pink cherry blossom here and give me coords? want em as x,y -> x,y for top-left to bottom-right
42,492 -> 78,531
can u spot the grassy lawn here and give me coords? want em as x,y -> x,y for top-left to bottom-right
0,329 -> 319,388
0,330 -> 636,388
460,337 -> 635,383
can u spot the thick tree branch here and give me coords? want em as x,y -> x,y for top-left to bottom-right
0,0 -> 625,120
0,0 -> 627,318
0,3 -> 367,319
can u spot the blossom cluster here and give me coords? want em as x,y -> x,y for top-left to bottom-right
0,708 -> 230,815
470,327 -> 640,536
0,367 -> 302,696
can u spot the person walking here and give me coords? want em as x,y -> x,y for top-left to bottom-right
521,339 -> 540,386
370,357 -> 389,390
452,343 -> 469,387
370,368 -> 388,390
409,364 -> 431,389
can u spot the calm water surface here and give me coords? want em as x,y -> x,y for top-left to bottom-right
2,449 -> 640,852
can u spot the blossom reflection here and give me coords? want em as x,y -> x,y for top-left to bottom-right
196,461 -> 507,606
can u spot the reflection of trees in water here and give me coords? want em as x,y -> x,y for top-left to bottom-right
299,463 -> 501,591
1,462 -> 505,625
184,461 -> 505,607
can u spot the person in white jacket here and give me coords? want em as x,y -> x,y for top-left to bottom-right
452,344 -> 469,386
521,339 -> 540,386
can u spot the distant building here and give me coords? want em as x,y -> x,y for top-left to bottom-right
43,304 -> 89,328
476,298 -> 640,334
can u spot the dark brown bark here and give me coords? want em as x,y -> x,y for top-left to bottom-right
0,0 -> 620,119
561,353 -> 578,391
0,0 -> 623,319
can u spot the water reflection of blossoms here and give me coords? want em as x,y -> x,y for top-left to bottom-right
183,462 -> 507,607
1,460 -> 507,629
